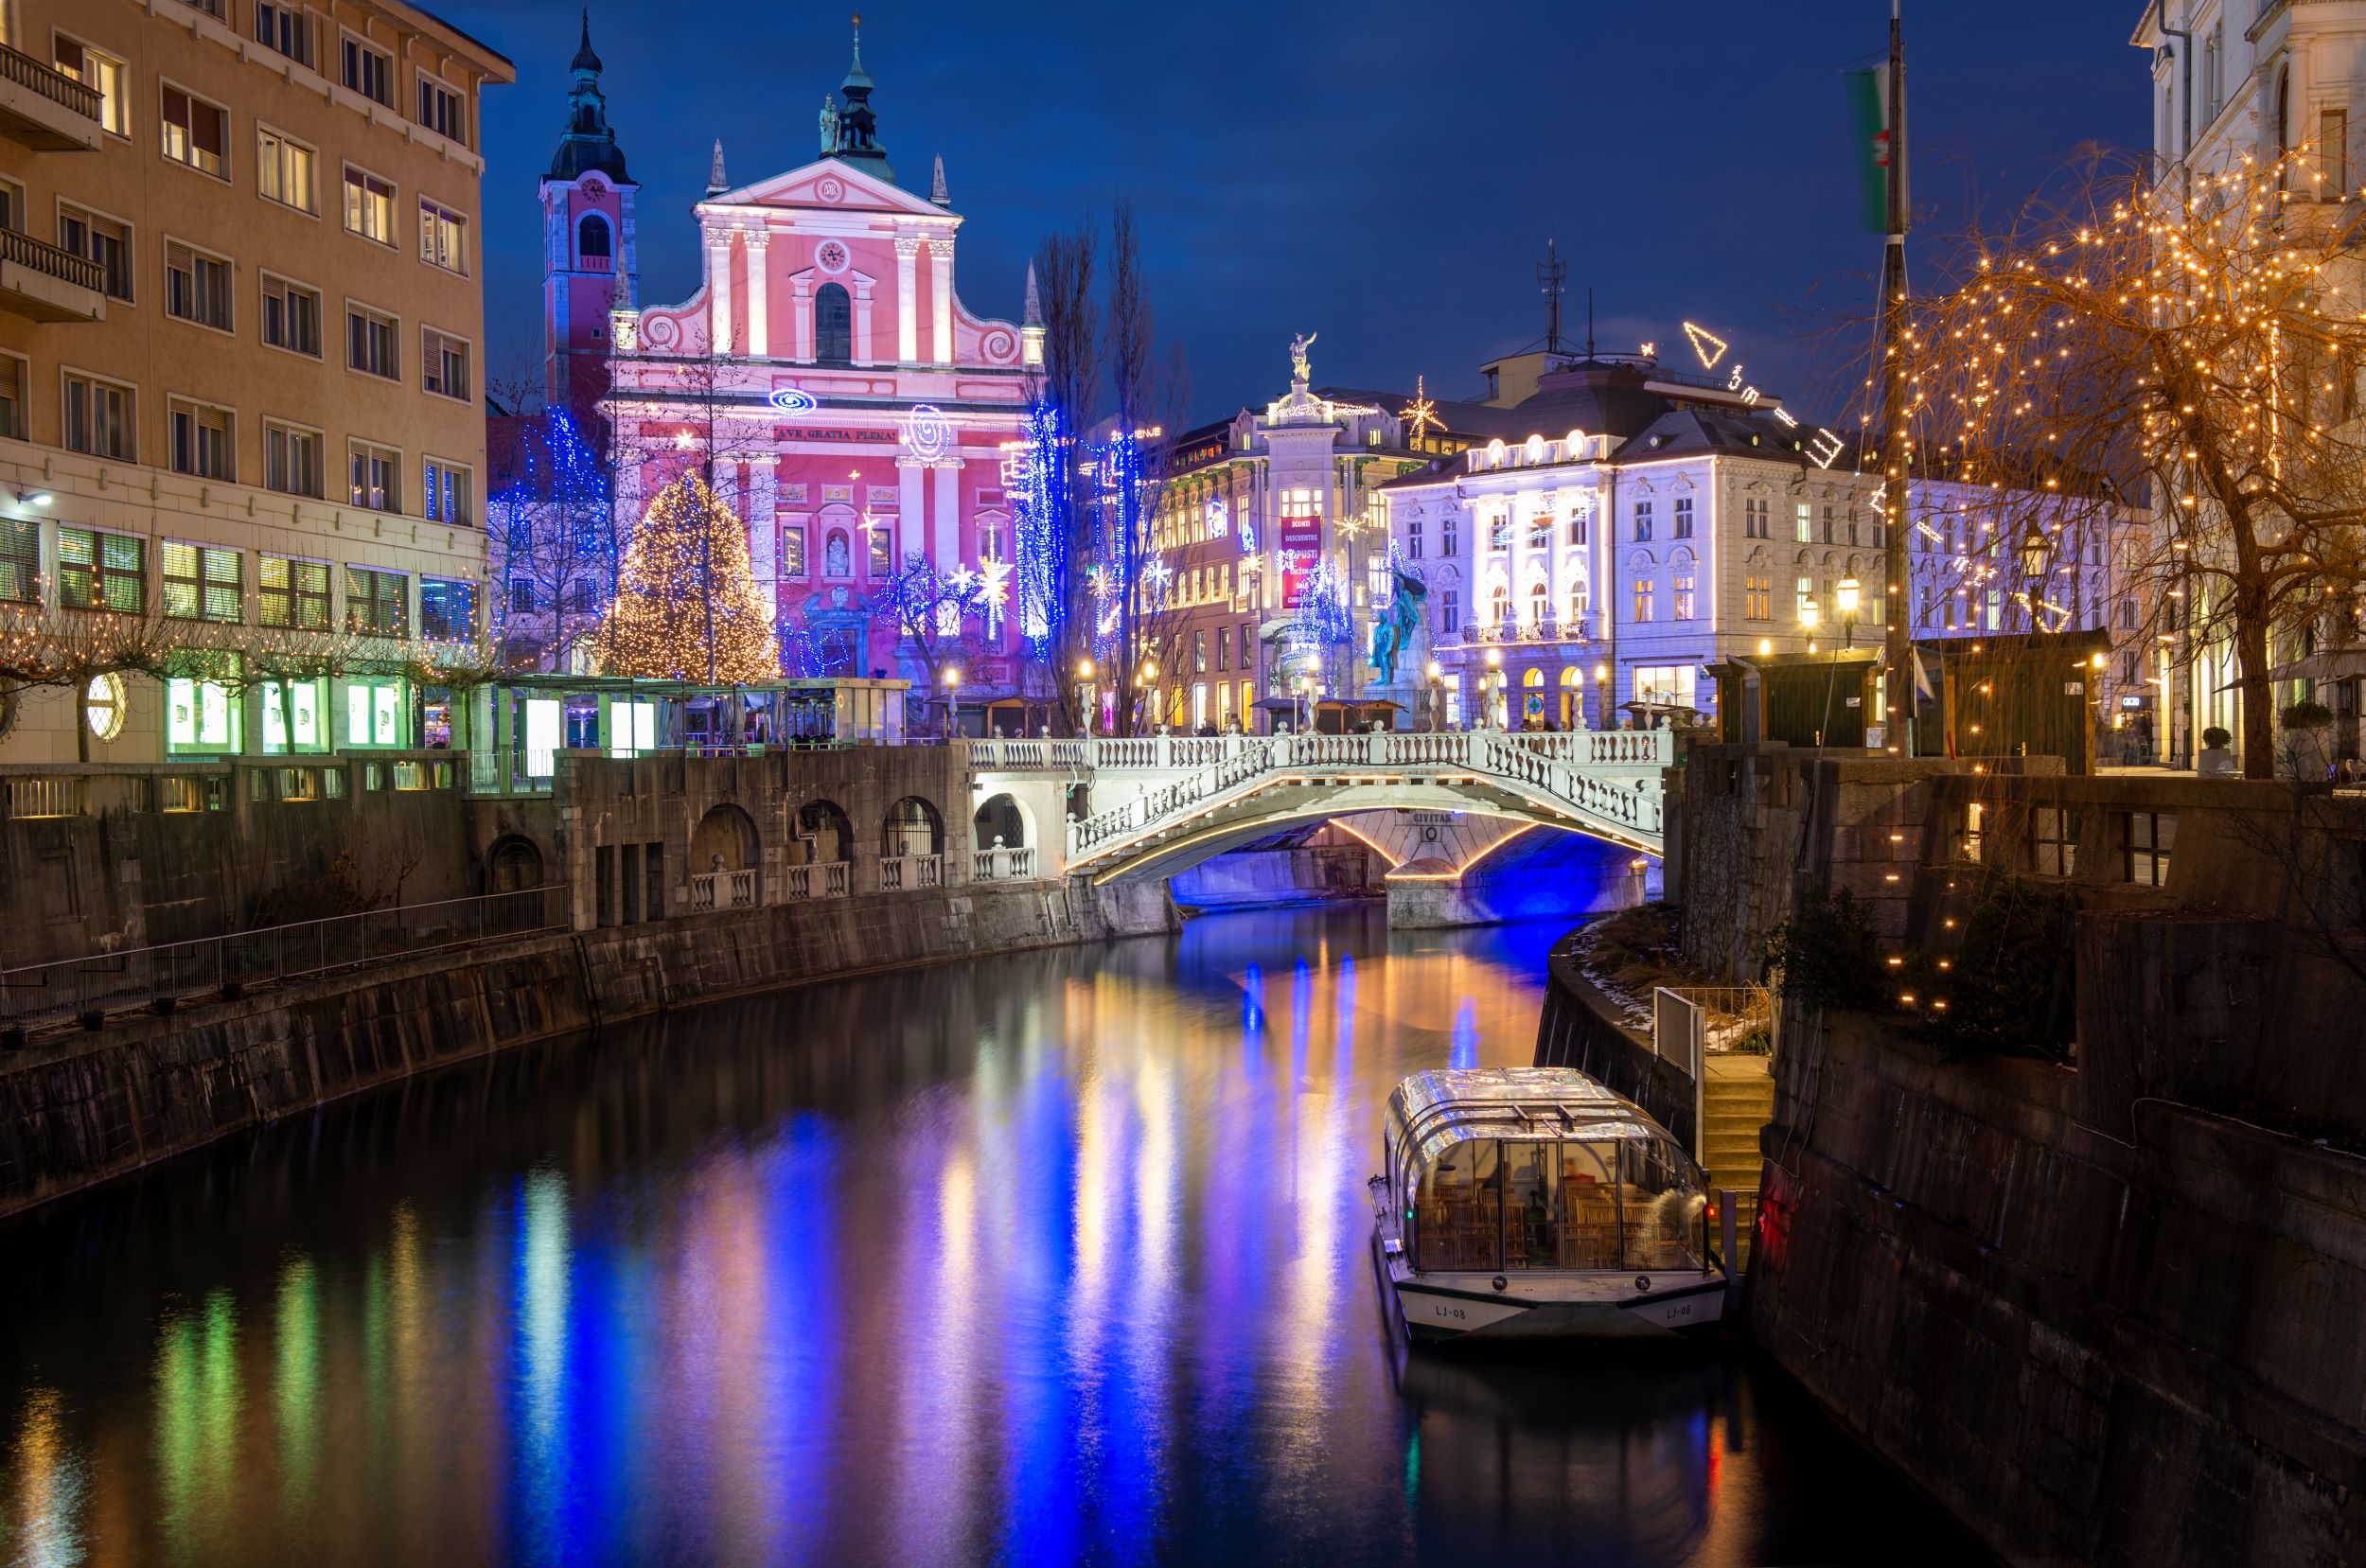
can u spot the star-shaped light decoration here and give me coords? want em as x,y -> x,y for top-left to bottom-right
979,559 -> 1011,608
1404,375 -> 1439,445
1142,556 -> 1174,602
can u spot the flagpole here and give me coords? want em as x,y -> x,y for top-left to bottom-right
1879,0 -> 1914,756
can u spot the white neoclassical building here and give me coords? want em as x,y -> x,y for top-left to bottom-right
1381,353 -> 2143,731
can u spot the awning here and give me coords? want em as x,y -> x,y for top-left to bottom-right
2269,649 -> 2366,684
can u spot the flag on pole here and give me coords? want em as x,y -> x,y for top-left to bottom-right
1846,64 -> 1904,233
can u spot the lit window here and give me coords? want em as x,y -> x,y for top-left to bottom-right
421,328 -> 470,400
422,457 -> 473,525
53,39 -> 129,137
259,555 -> 332,629
1633,579 -> 1653,623
1673,573 -> 1695,620
419,578 -> 475,641
344,565 -> 409,636
59,527 -> 145,613
343,166 -> 396,245
160,84 -> 228,177
257,127 -> 317,212
348,441 -> 400,512
418,199 -> 468,273
162,540 -> 242,623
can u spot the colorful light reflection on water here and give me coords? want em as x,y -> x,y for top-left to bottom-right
0,907 -> 1983,1567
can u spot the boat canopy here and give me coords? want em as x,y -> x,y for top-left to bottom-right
1383,1067 -> 1707,1276
1388,1068 -> 1664,1172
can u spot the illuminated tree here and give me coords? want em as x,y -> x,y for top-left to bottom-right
1895,151 -> 2366,776
596,473 -> 779,682
486,400 -> 617,673
873,550 -> 989,726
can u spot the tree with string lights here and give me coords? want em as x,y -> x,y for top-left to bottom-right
595,473 -> 779,682
871,550 -> 990,730
1894,150 -> 2366,776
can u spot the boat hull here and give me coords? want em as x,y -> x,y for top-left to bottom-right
1374,1229 -> 1728,1343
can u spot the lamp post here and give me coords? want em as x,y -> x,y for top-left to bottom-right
1837,576 -> 1862,648
1140,659 -> 1159,736
942,664 -> 962,741
1075,658 -> 1095,737
1594,661 -> 1610,731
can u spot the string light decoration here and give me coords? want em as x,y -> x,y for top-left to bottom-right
488,405 -> 614,673
1286,555 -> 1351,696
595,472 -> 780,681
1005,401 -> 1064,657
1404,375 -> 1439,445
1883,148 -> 2366,776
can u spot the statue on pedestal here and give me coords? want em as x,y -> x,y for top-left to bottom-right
819,96 -> 840,154
1289,330 -> 1317,385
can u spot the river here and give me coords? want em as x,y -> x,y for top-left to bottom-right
0,907 -> 1985,1567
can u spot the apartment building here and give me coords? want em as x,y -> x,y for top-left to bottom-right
0,0 -> 509,763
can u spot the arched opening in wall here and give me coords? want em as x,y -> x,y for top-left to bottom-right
487,836 -> 544,891
692,803 -> 759,872
486,835 -> 547,930
824,530 -> 852,578
1489,583 -> 1510,627
796,799 -> 853,863
882,795 -> 943,857
1560,665 -> 1581,729
1522,666 -> 1545,729
576,212 -> 611,266
1527,580 -> 1548,630
815,282 -> 852,365
973,792 -> 1028,850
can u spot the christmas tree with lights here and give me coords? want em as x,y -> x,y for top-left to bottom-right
595,473 -> 779,682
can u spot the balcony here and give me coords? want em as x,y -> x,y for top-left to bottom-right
0,228 -> 105,323
1456,613 -> 1595,648
0,44 -> 105,152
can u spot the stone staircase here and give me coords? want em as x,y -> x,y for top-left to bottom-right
1700,1056 -> 1774,1197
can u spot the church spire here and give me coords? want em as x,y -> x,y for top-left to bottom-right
929,154 -> 948,206
707,138 -> 728,197
547,8 -> 629,183
824,12 -> 895,184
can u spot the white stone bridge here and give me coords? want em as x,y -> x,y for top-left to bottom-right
962,730 -> 1672,886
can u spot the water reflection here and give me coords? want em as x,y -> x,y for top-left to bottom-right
0,907 -> 1982,1567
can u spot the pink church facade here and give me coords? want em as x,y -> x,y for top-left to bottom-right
579,29 -> 1040,688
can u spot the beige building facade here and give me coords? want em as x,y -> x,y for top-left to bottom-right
0,0 -> 509,764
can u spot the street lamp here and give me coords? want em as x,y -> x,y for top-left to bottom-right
942,664 -> 962,740
2019,527 -> 2050,581
1836,576 -> 1862,648
1594,661 -> 1610,731
1075,658 -> 1095,736
1799,597 -> 1821,655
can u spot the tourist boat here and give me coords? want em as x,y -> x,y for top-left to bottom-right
1371,1067 -> 1728,1341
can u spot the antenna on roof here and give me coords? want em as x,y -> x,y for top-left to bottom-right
1586,287 -> 1596,360
1538,238 -> 1567,356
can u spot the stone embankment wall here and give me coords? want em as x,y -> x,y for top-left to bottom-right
1531,935 -> 1697,1151
0,876 -> 1174,1222
1754,1001 -> 2366,1567
1679,742 -> 2366,1564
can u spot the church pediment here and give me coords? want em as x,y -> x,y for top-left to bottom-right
706,158 -> 950,220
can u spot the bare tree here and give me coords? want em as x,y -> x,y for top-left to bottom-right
871,552 -> 989,732
1034,220 -> 1100,730
486,374 -> 620,674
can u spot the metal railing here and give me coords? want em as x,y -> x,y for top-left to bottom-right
878,854 -> 943,891
0,225 -> 104,295
0,885 -> 570,1038
971,845 -> 1039,882
0,42 -> 103,126
688,868 -> 757,911
4,774 -> 85,819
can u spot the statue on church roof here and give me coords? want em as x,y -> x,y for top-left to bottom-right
819,95 -> 839,155
1290,330 -> 1318,386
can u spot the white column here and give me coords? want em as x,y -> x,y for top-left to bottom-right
750,463 -> 779,588
790,275 -> 813,361
930,237 -> 954,365
896,461 -> 925,568
743,231 -> 769,360
932,461 -> 959,570
893,236 -> 920,364
707,231 -> 734,355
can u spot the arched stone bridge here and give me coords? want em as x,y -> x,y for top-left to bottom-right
963,730 -> 1672,885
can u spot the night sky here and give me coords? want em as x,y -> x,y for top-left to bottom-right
463,0 -> 2147,425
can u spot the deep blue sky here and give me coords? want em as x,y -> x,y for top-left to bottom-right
465,0 -> 2147,424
